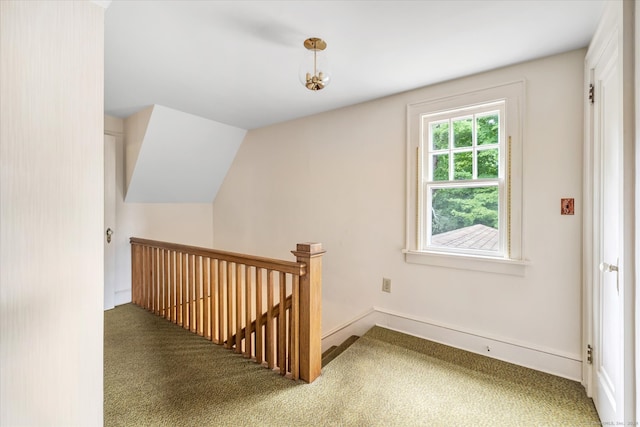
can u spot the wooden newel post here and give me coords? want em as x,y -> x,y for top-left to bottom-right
292,242 -> 325,383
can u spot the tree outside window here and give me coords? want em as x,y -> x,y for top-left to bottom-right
421,103 -> 505,255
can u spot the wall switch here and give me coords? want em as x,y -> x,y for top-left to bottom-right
382,278 -> 391,293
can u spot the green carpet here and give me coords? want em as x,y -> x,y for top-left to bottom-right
105,303 -> 600,426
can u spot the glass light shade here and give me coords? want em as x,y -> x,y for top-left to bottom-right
299,49 -> 331,91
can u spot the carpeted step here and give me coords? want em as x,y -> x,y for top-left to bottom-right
322,335 -> 359,367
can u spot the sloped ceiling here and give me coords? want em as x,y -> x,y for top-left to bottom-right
125,105 -> 246,203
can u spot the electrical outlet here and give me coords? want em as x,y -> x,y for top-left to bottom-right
382,278 -> 391,293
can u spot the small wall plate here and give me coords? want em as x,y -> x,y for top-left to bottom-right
561,198 -> 574,215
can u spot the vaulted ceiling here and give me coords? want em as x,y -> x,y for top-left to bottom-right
105,1 -> 606,131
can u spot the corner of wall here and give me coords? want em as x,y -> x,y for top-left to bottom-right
123,106 -> 154,198
104,114 -> 123,135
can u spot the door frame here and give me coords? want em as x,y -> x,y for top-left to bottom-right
583,0 -> 636,422
104,134 -> 116,311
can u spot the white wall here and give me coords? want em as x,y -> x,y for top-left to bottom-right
105,115 -> 214,305
213,49 -> 586,379
0,1 -> 104,424
125,105 -> 246,203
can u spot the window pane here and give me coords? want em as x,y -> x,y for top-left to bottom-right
477,114 -> 499,145
431,186 -> 499,251
477,148 -> 499,178
453,151 -> 472,180
430,121 -> 449,150
432,154 -> 449,181
453,117 -> 472,148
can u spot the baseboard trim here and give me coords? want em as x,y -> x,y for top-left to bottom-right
321,308 -> 381,351
322,306 -> 583,381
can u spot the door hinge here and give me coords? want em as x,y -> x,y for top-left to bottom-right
587,344 -> 593,364
588,84 -> 594,104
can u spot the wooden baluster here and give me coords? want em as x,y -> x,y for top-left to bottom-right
165,249 -> 170,321
145,247 -> 149,310
255,268 -> 263,364
235,263 -> 243,353
167,251 -> 171,321
151,247 -> 157,314
275,315 -> 280,370
169,250 -> 175,323
291,274 -> 300,379
156,248 -> 161,316
147,246 -> 152,310
266,269 -> 274,369
155,248 -> 160,315
159,248 -> 165,318
211,259 -> 219,343
130,244 -> 135,304
139,245 -> 142,308
146,246 -> 151,311
150,246 -> 155,312
147,246 -> 153,311
142,246 -> 151,310
226,261 -> 233,349
174,250 -> 179,324
203,258 -> 210,340
193,255 -> 200,335
156,247 -> 162,315
182,252 -> 189,330
279,272 -> 286,375
188,255 -> 192,332
288,301 -> 292,375
159,248 -> 163,315
292,243 -> 325,383
177,252 -> 183,326
244,266 -> 253,359
156,247 -> 161,315
219,260 -> 226,345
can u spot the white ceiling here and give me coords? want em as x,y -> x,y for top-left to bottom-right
105,0 -> 606,131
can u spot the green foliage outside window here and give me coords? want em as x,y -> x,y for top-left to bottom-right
428,112 -> 500,236
432,187 -> 498,235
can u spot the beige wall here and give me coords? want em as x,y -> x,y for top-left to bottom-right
213,49 -> 586,375
0,1 -> 104,424
105,115 -> 214,305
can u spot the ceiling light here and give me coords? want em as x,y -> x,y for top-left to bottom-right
299,37 -> 331,91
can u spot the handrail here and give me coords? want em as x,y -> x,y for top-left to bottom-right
130,238 -> 325,383
130,237 -> 305,276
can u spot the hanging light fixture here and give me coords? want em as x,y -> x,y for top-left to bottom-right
299,37 -> 331,91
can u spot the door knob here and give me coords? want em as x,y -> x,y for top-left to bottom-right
599,259 -> 620,294
106,228 -> 113,244
599,262 -> 619,273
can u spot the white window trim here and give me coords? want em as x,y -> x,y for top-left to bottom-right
405,81 -> 528,276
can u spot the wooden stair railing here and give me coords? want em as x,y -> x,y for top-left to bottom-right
130,238 -> 325,383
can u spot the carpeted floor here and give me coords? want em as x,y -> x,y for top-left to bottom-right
105,303 -> 600,426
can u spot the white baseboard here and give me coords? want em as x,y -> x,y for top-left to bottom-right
321,308 -> 381,352
322,306 -> 583,381
114,289 -> 131,306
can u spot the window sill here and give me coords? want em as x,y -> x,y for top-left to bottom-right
403,249 -> 530,276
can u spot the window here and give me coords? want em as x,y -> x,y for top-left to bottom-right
405,82 -> 525,275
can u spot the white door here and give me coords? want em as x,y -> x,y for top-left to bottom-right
590,30 -> 625,424
104,135 -> 116,310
